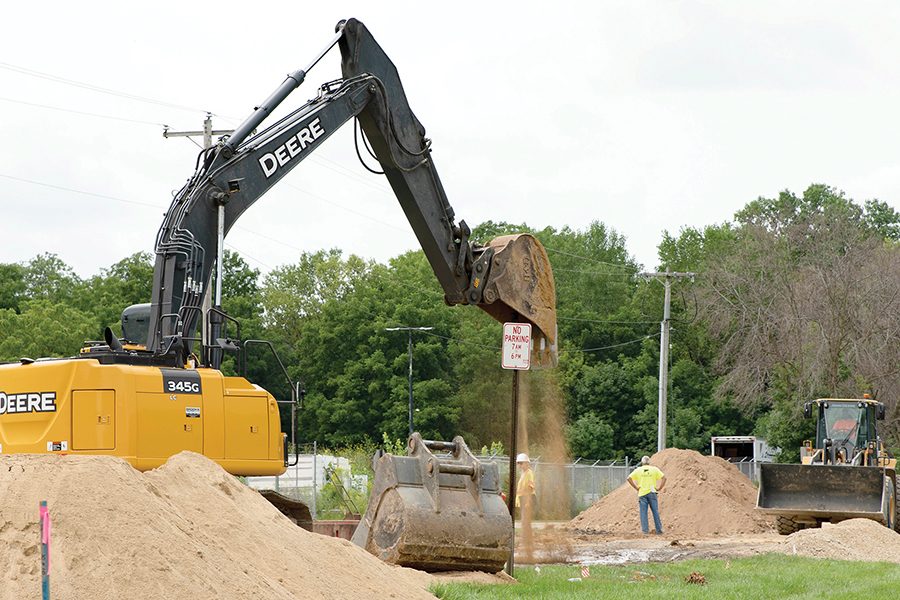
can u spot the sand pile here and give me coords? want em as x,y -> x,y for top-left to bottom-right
0,452 -> 435,600
567,448 -> 774,537
779,519 -> 900,563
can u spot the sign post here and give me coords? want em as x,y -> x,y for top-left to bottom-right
502,322 -> 531,577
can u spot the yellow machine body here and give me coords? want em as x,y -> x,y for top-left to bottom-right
756,397 -> 898,534
0,358 -> 287,476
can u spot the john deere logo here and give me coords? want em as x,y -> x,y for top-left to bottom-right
258,117 -> 326,178
0,391 -> 57,415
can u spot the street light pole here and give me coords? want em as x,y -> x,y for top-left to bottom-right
385,326 -> 434,435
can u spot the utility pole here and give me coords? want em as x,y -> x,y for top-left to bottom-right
163,114 -> 233,361
163,112 -> 232,152
640,270 -> 695,452
385,326 -> 434,435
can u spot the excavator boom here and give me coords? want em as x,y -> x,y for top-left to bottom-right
146,18 -> 556,369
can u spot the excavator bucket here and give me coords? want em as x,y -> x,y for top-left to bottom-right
351,433 -> 512,572
480,233 -> 557,369
757,464 -> 890,525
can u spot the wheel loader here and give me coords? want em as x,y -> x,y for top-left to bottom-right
0,18 -> 558,572
756,397 -> 898,534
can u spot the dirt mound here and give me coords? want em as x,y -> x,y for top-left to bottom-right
779,519 -> 900,563
0,452 -> 435,600
567,448 -> 773,538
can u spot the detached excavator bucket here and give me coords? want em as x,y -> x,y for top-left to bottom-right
351,433 -> 512,572
480,234 -> 557,369
757,464 -> 889,524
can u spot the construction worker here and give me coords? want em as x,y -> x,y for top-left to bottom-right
515,453 -> 536,559
627,455 -> 666,535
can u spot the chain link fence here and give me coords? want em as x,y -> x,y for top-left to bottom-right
727,458 -> 761,484
245,443 -> 368,520
247,447 -> 763,521
479,454 -> 761,519
478,454 -> 634,519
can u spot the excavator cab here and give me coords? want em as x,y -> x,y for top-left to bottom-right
121,303 -> 151,347
352,433 -> 511,572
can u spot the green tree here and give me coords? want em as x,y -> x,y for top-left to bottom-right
0,300 -> 96,360
566,412 -> 614,459
683,184 -> 900,452
22,253 -> 81,305
78,252 -> 154,336
862,199 -> 900,241
0,263 -> 26,312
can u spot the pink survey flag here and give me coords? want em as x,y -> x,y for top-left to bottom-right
40,503 -> 51,569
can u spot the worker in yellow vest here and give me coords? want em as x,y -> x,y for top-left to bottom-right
515,453 -> 536,559
627,455 -> 666,534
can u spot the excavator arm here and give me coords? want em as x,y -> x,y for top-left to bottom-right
147,18 -> 556,367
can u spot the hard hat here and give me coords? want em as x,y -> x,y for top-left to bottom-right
641,455 -> 651,465
516,453 -> 530,463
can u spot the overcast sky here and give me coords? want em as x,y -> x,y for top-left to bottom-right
2,1 -> 899,278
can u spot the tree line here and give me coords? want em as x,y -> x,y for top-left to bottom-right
1,184 -> 897,461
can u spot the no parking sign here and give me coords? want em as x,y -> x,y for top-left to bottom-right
502,323 -> 532,370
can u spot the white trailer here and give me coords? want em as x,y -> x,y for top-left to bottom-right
711,436 -> 775,462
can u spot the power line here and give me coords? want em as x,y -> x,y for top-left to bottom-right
1,174 -> 661,352
0,61 -> 211,115
282,181 -> 410,234
0,173 -> 165,209
224,242 -> 271,270
306,154 -> 395,197
542,246 -> 638,271
576,332 -> 660,353
0,171 -> 410,242
552,267 -> 637,279
417,328 -> 501,351
0,96 -> 165,126
558,315 -> 660,325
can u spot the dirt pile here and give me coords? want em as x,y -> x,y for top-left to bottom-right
0,452 -> 436,600
567,448 -> 774,538
779,519 -> 900,563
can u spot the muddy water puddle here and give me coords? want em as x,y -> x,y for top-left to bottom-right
518,530 -> 783,566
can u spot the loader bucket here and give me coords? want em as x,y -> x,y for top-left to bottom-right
351,433 -> 512,572
480,233 -> 557,369
756,463 -> 889,523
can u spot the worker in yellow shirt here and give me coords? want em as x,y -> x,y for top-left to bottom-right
627,455 -> 666,534
515,453 -> 536,559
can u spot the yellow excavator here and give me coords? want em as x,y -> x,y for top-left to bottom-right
0,18 -> 557,571
756,396 -> 898,534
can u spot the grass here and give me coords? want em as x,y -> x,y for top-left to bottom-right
430,555 -> 900,599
